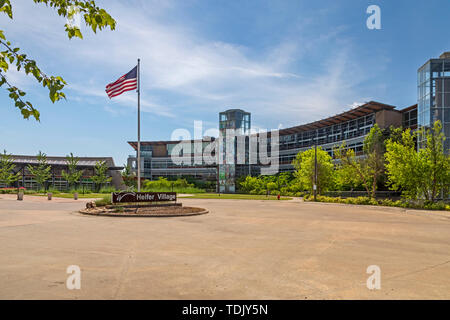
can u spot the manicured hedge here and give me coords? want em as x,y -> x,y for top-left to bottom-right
303,195 -> 450,211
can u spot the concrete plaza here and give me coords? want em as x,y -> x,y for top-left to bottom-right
0,194 -> 449,299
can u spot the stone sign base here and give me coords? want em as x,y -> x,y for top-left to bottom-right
81,202 -> 208,217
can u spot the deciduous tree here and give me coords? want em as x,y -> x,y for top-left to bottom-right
91,160 -> 112,191
385,121 -> 450,201
61,153 -> 83,189
121,164 -> 136,188
0,0 -> 115,120
335,124 -> 385,198
0,150 -> 20,186
292,147 -> 334,195
27,151 -> 51,190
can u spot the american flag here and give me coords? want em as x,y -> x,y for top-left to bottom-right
105,66 -> 138,98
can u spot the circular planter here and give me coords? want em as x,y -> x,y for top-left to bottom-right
80,206 -> 208,218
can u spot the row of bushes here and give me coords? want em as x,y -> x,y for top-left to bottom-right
0,186 -> 117,195
304,195 -> 450,211
247,189 -> 305,197
143,177 -> 205,194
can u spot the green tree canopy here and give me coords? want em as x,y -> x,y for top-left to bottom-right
61,153 -> 83,188
385,121 -> 450,201
335,124 -> 386,198
121,163 -> 136,188
0,0 -> 115,120
0,150 -> 20,186
292,147 -> 334,195
27,151 -> 51,189
91,160 -> 112,190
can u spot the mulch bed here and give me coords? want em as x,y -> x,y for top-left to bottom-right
80,205 -> 208,217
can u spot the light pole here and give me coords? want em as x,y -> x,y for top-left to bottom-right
314,129 -> 318,202
137,58 -> 141,192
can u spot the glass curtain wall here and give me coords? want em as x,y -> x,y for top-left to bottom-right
418,58 -> 450,152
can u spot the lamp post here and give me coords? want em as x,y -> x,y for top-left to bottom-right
137,58 -> 141,192
314,129 -> 318,202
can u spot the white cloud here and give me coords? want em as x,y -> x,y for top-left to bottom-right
0,0 -> 383,129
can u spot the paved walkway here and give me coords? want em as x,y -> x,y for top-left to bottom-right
0,194 -> 449,299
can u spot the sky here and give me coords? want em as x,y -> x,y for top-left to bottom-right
0,0 -> 449,166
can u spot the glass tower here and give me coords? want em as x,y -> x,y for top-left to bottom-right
417,52 -> 450,152
218,109 -> 251,193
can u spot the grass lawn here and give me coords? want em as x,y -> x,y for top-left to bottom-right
32,193 -> 106,199
179,193 -> 293,200
28,193 -> 293,201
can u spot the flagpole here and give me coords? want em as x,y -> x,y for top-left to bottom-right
137,58 -> 141,192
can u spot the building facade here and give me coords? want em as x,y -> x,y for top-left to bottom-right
417,52 -> 450,152
1,155 -> 124,190
128,102 -> 418,191
126,53 -> 450,191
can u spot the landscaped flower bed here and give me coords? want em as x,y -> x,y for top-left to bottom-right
303,195 -> 450,211
0,187 -> 28,194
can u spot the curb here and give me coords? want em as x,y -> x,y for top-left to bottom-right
79,209 -> 209,218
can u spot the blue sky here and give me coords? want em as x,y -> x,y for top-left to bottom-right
0,0 -> 449,166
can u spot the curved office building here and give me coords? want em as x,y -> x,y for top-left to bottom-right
125,52 -> 450,191
127,101 -> 417,190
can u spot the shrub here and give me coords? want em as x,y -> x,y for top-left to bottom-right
173,179 -> 190,188
142,177 -> 204,193
95,195 -> 111,207
306,195 -> 449,211
99,186 -> 117,193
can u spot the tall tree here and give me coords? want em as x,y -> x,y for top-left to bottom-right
27,151 -> 52,190
91,161 -> 112,191
0,1 -> 115,120
386,121 -> 450,201
334,156 -> 363,191
121,164 -> 136,188
0,150 -> 20,187
335,124 -> 385,198
292,147 -> 334,195
61,153 -> 83,189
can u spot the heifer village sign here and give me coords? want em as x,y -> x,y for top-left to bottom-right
112,192 -> 177,204
87,192 -> 208,217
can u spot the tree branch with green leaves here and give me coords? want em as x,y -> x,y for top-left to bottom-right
0,0 -> 115,121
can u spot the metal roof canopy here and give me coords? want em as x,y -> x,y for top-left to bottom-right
10,156 -> 123,171
277,101 -> 396,135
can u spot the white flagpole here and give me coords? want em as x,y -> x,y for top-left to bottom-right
137,58 -> 141,192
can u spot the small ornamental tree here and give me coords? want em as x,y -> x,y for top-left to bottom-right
0,150 -> 20,187
61,153 -> 83,189
121,164 -> 136,188
292,147 -> 334,195
239,176 -> 264,193
91,161 -> 112,191
27,151 -> 51,190
335,124 -> 385,198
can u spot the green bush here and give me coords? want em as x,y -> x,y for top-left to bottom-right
306,195 -> 449,211
99,186 -> 117,194
143,177 -> 205,193
95,195 -> 111,207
